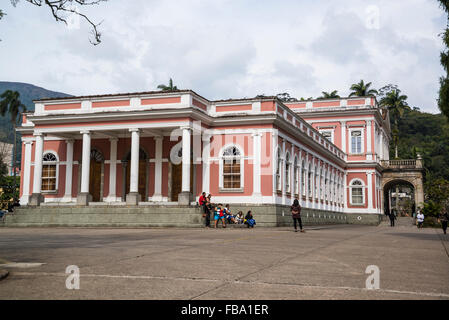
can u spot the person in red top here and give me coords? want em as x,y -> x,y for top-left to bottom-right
199,192 -> 209,228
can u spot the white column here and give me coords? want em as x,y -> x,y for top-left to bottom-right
107,137 -> 118,201
341,121 -> 347,153
252,132 -> 262,198
63,139 -> 74,202
367,172 -> 373,211
202,134 -> 211,195
290,145 -> 294,205
366,120 -> 372,161
80,131 -> 91,194
20,140 -> 33,204
129,129 -> 140,194
379,131 -> 384,160
153,136 -> 163,201
281,139 -> 286,205
343,172 -> 348,210
32,133 -> 44,194
181,127 -> 191,193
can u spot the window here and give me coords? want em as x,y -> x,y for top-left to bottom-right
301,160 -> 306,196
320,130 -> 333,143
276,148 -> 282,191
222,146 -> 242,189
308,164 -> 312,197
42,152 -> 58,192
320,169 -> 324,200
285,153 -> 291,193
350,179 -> 364,205
351,130 -> 362,154
294,157 -> 299,195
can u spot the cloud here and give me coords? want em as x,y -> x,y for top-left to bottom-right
0,0 -> 446,113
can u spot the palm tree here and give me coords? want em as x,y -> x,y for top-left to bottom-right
379,89 -> 410,158
349,80 -> 378,97
319,90 -> 340,99
0,90 -> 27,201
157,78 -> 178,91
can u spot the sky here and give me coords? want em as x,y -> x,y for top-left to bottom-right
0,0 -> 446,113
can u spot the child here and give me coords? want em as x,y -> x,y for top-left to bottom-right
214,203 -> 226,228
244,210 -> 256,228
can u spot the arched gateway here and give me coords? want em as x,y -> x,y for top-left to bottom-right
381,158 -> 425,215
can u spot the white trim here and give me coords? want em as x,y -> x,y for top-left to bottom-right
349,178 -> 365,206
349,127 -> 365,155
41,150 -> 60,193
218,143 -> 244,191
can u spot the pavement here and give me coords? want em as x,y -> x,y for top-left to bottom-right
0,221 -> 448,300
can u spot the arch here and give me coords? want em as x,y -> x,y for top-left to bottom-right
42,151 -> 59,192
382,178 -> 417,216
220,144 -> 243,190
349,178 -> 365,205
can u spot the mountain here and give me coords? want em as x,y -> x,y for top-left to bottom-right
0,81 -> 72,143
0,81 -> 72,112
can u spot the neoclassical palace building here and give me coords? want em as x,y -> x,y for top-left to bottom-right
17,89 -> 392,222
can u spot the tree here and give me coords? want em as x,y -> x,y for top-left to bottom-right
349,80 -> 378,97
379,88 -> 410,158
318,90 -> 340,99
0,90 -> 26,201
5,0 -> 107,45
157,78 -> 179,91
438,0 -> 449,121
276,92 -> 299,102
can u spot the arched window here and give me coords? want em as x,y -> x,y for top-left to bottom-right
42,152 -> 58,192
222,146 -> 242,189
276,148 -> 282,191
308,164 -> 313,198
350,179 -> 365,205
301,160 -> 306,196
294,157 -> 299,195
285,153 -> 291,193
320,169 -> 324,200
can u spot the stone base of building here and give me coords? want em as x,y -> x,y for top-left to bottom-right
177,192 -> 192,205
0,204 -> 382,228
126,192 -> 141,205
29,193 -> 44,206
77,193 -> 92,206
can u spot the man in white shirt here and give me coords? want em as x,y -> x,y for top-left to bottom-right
416,211 -> 425,229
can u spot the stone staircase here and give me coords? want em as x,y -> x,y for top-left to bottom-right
1,205 -> 204,228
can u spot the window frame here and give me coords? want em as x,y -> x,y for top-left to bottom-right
41,151 -> 59,193
219,144 -> 244,191
349,178 -> 365,206
349,128 -> 365,155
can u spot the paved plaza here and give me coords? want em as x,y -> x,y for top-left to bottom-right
0,221 -> 448,300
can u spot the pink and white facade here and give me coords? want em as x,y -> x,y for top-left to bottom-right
17,90 -> 390,216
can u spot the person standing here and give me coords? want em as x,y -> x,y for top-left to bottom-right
214,203 -> 226,229
416,210 -> 425,229
389,208 -> 397,227
291,199 -> 304,233
438,207 -> 448,235
199,192 -> 209,228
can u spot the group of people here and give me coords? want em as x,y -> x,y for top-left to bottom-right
388,206 -> 449,234
199,192 -> 256,229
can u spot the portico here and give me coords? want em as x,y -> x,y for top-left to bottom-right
22,124 -> 196,206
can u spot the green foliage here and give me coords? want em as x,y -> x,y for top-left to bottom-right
276,92 -> 299,102
349,80 -> 378,97
157,78 -> 179,91
395,109 -> 449,180
438,0 -> 449,121
318,90 -> 340,99
0,176 -> 19,210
